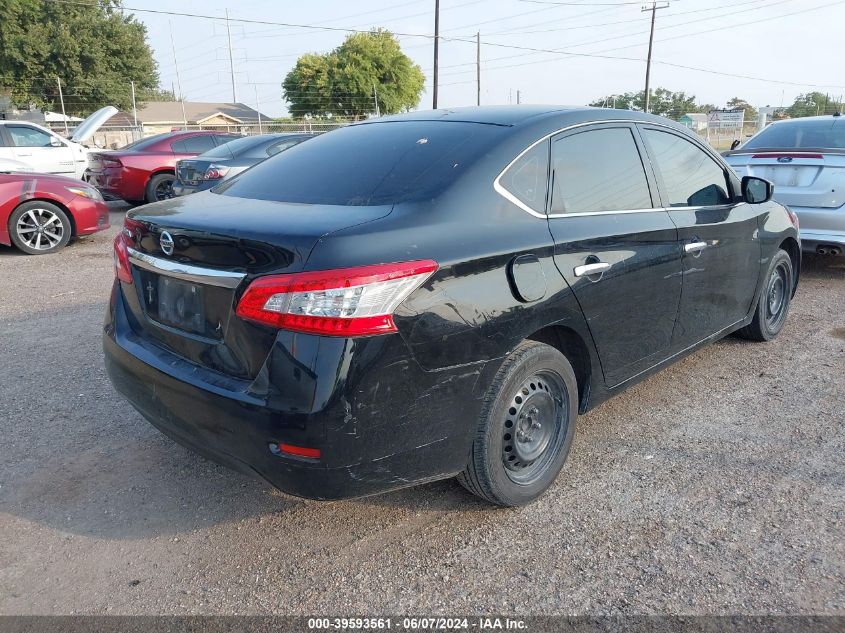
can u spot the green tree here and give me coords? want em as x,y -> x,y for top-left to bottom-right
283,30 -> 425,119
726,97 -> 757,123
787,92 -> 830,118
0,0 -> 162,114
588,88 -> 697,118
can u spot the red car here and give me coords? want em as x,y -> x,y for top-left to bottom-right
85,131 -> 240,204
0,171 -> 109,255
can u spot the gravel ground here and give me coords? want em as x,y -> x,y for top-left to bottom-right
0,205 -> 843,615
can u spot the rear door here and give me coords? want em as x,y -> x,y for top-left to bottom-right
638,125 -> 761,346
5,124 -> 76,175
171,134 -> 216,156
547,123 -> 682,387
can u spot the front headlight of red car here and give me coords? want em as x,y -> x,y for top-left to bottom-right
66,185 -> 104,202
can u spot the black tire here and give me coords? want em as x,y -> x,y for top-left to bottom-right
8,200 -> 72,255
458,340 -> 578,506
738,249 -> 794,342
145,173 -> 175,203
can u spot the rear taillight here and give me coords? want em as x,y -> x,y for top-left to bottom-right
235,260 -> 438,336
113,230 -> 133,284
203,164 -> 229,180
786,206 -> 799,230
102,157 -> 123,168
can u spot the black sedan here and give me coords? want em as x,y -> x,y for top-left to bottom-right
172,133 -> 313,197
105,106 -> 800,506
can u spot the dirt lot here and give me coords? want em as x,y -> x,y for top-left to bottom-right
0,206 -> 843,615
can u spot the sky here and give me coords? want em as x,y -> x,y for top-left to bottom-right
133,0 -> 845,118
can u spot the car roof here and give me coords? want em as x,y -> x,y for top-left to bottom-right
765,114 -> 843,127
362,105 -> 686,130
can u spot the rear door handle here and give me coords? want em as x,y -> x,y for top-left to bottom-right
574,262 -> 611,277
684,241 -> 707,254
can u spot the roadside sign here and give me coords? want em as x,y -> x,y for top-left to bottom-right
708,109 -> 745,130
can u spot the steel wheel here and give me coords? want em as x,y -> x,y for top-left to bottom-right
737,249 -> 794,342
15,207 -> 65,251
502,371 -> 569,485
764,262 -> 788,330
459,341 -> 578,506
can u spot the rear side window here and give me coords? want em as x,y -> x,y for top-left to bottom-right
642,129 -> 730,207
217,121 -> 505,206
263,138 -> 302,157
743,119 -> 845,150
550,127 -> 652,214
498,140 -> 549,214
172,135 -> 216,154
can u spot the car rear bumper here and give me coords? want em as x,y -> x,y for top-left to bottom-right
103,282 -> 489,500
172,181 -> 216,197
86,167 -> 145,202
789,205 -> 845,252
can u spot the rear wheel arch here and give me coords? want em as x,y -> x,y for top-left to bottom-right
526,325 -> 592,413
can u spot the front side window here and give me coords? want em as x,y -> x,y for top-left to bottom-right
498,140 -> 549,213
642,129 -> 731,207
550,127 -> 652,214
8,125 -> 53,147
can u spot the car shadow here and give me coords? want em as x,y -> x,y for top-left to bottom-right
1,253 -> 841,542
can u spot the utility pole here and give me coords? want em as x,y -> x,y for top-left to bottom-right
476,31 -> 481,106
55,77 -> 69,136
225,9 -> 237,103
255,85 -> 262,133
641,2 -> 668,114
432,0 -> 440,109
170,23 -> 188,129
130,80 -> 138,128
517,90 -> 521,105
373,82 -> 380,117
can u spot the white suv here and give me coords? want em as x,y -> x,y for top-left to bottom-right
0,106 -> 116,179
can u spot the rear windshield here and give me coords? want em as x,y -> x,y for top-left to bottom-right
215,121 -> 505,205
743,119 -> 845,150
199,135 -> 266,159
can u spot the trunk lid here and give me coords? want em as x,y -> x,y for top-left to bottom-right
121,191 -> 393,379
726,151 -> 845,209
176,159 -> 212,185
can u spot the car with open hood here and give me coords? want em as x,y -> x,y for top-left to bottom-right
0,106 -> 117,179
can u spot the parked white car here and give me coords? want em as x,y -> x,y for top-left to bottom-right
0,106 -> 116,179
0,157 -> 34,172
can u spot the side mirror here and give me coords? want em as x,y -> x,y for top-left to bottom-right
730,139 -> 741,150
50,137 -> 65,148
742,176 -> 774,204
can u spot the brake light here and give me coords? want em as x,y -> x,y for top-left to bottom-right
236,260 -> 438,336
203,164 -> 230,180
786,206 -> 799,230
270,443 -> 321,460
113,231 -> 133,284
102,157 -> 123,168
